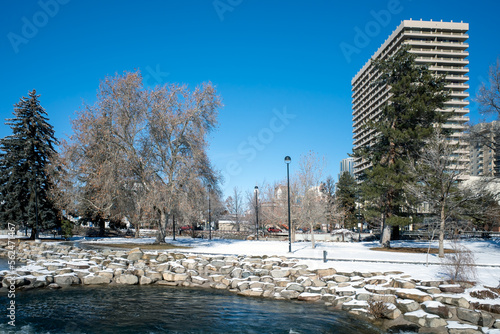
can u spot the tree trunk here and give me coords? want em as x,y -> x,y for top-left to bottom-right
380,213 -> 391,248
134,223 -> 140,238
439,202 -> 445,258
392,225 -> 400,240
310,222 -> 316,249
155,210 -> 167,244
29,226 -> 37,240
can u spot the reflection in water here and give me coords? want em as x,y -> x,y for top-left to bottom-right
0,285 -> 388,334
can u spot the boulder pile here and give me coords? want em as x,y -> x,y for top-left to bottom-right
2,241 -> 500,334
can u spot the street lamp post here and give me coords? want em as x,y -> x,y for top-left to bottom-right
254,186 -> 259,240
284,156 -> 292,253
208,187 -> 212,240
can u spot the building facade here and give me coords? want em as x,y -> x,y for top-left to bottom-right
352,19 -> 470,178
470,121 -> 500,177
339,157 -> 355,180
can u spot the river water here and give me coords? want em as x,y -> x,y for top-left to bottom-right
0,284 -> 393,334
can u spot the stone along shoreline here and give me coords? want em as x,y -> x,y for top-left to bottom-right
1,241 -> 500,334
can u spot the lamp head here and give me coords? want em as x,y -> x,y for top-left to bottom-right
284,156 -> 291,164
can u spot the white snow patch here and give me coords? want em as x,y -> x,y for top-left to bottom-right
405,310 -> 439,318
446,321 -> 478,329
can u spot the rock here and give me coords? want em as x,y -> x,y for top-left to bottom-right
364,285 -> 396,295
220,266 -> 233,274
48,283 -> 61,289
281,282 -> 302,292
139,276 -> 153,285
321,294 -> 336,303
342,299 -> 369,311
479,311 -> 494,327
311,278 -> 326,287
316,268 -> 336,277
54,273 -> 80,285
336,286 -> 356,296
297,292 -> 322,302
494,319 -> 500,328
296,276 -> 312,286
446,321 -> 481,334
456,308 -> 481,325
439,284 -> 465,294
127,248 -> 144,261
421,300 -> 452,319
280,289 -> 300,299
209,274 -> 225,283
231,267 -> 243,278
435,296 -> 470,309
237,281 -> 250,291
404,310 -> 447,328
270,269 -> 290,278
162,272 -> 188,282
211,260 -> 225,268
274,279 -> 292,288
382,304 -> 402,320
331,274 -> 350,283
395,289 -> 432,303
332,296 -> 353,307
132,269 -> 145,277
191,276 -> 209,285
420,280 -> 443,288
393,279 -> 416,289
416,285 -> 441,294
116,274 -> 139,285
156,253 -> 169,263
107,263 -> 127,270
238,288 -> 263,297
83,275 -> 111,285
241,270 -> 253,279
249,281 -> 263,289
469,302 -> 500,315
67,262 -> 90,270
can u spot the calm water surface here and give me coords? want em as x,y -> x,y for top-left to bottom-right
0,285 -> 391,334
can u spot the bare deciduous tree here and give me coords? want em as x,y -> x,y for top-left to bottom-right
58,71 -> 222,242
406,128 -> 494,257
477,58 -> 500,117
295,151 -> 327,249
225,186 -> 245,231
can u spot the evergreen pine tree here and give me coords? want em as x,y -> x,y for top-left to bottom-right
355,46 -> 450,248
0,90 -> 59,239
335,172 -> 358,229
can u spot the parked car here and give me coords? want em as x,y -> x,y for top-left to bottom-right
267,227 -> 282,233
180,225 -> 192,231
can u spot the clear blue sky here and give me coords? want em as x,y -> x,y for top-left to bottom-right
1,0 -> 499,198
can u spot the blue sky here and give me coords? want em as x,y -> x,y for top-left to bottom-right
1,0 -> 499,198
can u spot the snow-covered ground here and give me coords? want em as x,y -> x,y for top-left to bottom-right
81,236 -> 500,287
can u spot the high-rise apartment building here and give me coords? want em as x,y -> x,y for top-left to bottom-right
339,157 -> 355,180
470,121 -> 500,177
352,19 -> 470,178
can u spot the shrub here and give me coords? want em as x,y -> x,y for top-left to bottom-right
367,300 -> 391,319
469,290 -> 499,300
441,240 -> 477,283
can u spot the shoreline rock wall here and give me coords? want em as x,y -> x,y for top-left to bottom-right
1,241 -> 500,334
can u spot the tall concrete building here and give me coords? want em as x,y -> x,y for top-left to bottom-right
352,19 -> 470,179
470,121 -> 500,177
339,157 -> 355,180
